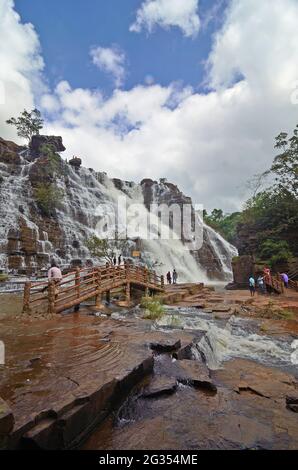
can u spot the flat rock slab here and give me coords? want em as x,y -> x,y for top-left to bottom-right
0,397 -> 14,449
150,339 -> 181,353
208,304 -> 231,313
142,376 -> 177,398
0,313 -> 195,449
212,358 -> 298,401
214,312 -> 232,320
173,360 -> 217,392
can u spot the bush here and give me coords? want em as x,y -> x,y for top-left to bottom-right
259,239 -> 293,267
34,183 -> 64,216
141,295 -> 165,321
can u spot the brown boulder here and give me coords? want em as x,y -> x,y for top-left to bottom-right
0,137 -> 22,165
142,376 -> 177,398
174,359 -> 217,392
29,135 -> 65,159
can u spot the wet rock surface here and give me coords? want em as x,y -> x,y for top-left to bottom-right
83,357 -> 298,450
141,376 -> 177,398
0,311 -> 195,449
1,288 -> 298,450
150,338 -> 181,353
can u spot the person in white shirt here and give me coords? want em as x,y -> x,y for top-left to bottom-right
48,262 -> 62,284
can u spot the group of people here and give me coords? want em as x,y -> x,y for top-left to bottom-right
248,267 -> 289,297
166,269 -> 178,285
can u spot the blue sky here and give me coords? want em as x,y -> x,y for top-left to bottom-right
14,0 -> 226,95
2,0 -> 298,211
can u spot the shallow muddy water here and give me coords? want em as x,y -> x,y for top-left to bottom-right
0,293 -> 22,319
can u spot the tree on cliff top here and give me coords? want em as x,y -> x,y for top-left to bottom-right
6,108 -> 44,143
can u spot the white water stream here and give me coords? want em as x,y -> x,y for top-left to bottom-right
0,156 -> 237,281
156,308 -> 295,370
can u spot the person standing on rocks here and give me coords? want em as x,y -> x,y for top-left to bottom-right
257,275 -> 266,294
166,271 -> 172,284
263,267 -> 271,285
281,272 -> 289,288
118,254 -> 122,266
173,269 -> 178,284
249,275 -> 256,297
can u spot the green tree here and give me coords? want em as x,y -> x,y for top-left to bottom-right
204,210 -> 241,243
6,108 -> 43,143
259,239 -> 293,267
272,125 -> 298,197
86,235 -> 129,263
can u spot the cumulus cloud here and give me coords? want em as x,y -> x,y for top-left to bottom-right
2,0 -> 298,213
43,0 -> 298,211
130,0 -> 200,37
0,0 -> 45,141
90,45 -> 126,88
208,0 -> 298,92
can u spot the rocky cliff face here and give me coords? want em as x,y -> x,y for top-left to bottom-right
0,136 -> 237,281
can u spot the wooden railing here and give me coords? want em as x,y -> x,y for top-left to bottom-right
289,279 -> 298,291
264,275 -> 284,294
23,265 -> 164,315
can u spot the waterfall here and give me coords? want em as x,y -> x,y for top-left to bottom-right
0,153 -> 237,280
204,224 -> 238,279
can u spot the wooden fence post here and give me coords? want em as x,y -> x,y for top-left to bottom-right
126,282 -> 131,304
48,281 -> 56,315
95,268 -> 102,307
23,281 -> 31,314
126,263 -> 130,282
74,267 -> 81,311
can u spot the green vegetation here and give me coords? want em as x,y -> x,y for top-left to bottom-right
141,295 -> 165,321
40,144 -> 62,174
6,108 -> 43,143
0,273 -> 8,282
34,183 -> 64,216
204,125 -> 298,267
259,240 -> 292,266
204,209 -> 241,243
86,235 -> 129,263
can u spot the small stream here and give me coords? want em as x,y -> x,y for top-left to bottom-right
156,308 -> 296,373
111,306 -> 297,374
83,306 -> 298,450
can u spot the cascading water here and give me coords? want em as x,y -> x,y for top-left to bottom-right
0,149 -> 237,281
204,224 -> 238,279
155,308 -> 294,371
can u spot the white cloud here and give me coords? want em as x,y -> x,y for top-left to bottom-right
130,0 -> 200,37
1,0 -> 298,213
208,0 -> 298,93
0,0 -> 45,142
90,45 -> 126,88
